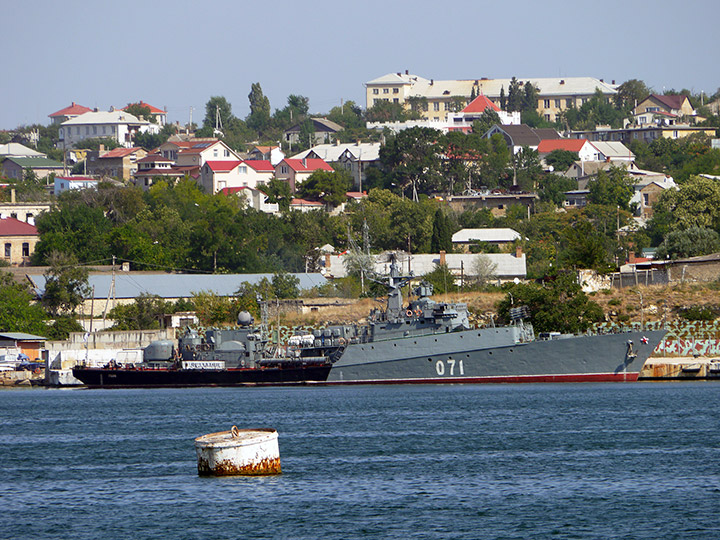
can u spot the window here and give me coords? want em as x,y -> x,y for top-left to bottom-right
373,99 -> 379,105
581,98 -> 589,105
224,149 -> 230,157
544,114 -> 551,121
566,98 -> 573,108
373,88 -> 379,95
281,166 -> 288,174
92,126 -> 97,134
393,88 -> 399,94
239,166 -> 247,174
433,102 -> 440,111
4,243 -> 10,258
543,99 -> 550,108
383,88 -> 389,94
393,98 -> 399,103
554,99 -> 561,108
85,126 -> 90,135
213,149 -> 218,157
22,243 -> 29,257
643,193 -> 650,206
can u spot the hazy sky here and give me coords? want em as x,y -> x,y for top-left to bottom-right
4,0 -> 718,130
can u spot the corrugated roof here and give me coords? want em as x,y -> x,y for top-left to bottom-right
205,160 -> 242,172
62,110 -> 146,126
100,147 -> 143,159
0,332 -> 47,341
0,143 -> 45,158
31,273 -> 327,299
291,143 -> 381,162
245,160 -> 274,172
280,158 -> 333,172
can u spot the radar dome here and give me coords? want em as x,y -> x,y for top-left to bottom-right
237,311 -> 254,326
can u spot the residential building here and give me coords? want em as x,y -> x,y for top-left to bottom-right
0,143 -> 46,159
485,124 -> 561,153
292,142 -> 381,190
633,94 -> 695,118
447,190 -> 538,217
48,102 -> 92,125
220,186 -> 279,214
174,140 -> 239,169
365,72 -> 618,122
447,94 -> 520,131
283,118 -> 344,147
54,176 -> 98,196
59,108 -> 159,148
248,145 -> 284,165
133,153 -> 184,190
537,139 -> 600,162
588,141 -> 634,162
122,101 -> 168,126
629,175 -> 677,219
200,159 -> 274,193
274,158 -> 334,192
1,157 -> 64,181
0,202 -> 50,225
289,198 -> 324,212
0,217 -> 39,266
568,125 -> 716,145
87,147 -> 147,180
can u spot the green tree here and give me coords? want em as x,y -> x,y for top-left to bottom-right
108,293 -> 168,330
507,77 -> 522,112
0,271 -> 48,334
298,169 -> 351,207
247,83 -> 272,133
587,167 -> 634,210
124,102 -> 152,121
560,219 -> 613,271
655,226 -> 720,260
430,208 -> 453,253
202,96 -> 235,135
536,173 -> 577,206
365,101 -> 419,123
497,273 -> 603,333
471,109 -> 501,137
45,315 -> 84,340
272,272 -> 300,299
422,263 -> 458,295
191,290 -> 236,326
261,178 -> 293,211
40,251 -> 91,316
545,149 -> 579,172
653,174 -> 720,232
614,79 -> 650,112
379,127 -> 443,201
521,82 -> 540,113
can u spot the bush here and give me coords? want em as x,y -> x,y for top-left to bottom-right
679,305 -> 718,321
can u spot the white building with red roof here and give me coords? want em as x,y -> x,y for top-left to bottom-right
54,176 -> 98,196
274,158 -> 334,192
59,108 -> 159,149
175,140 -> 239,168
0,217 -> 39,266
537,139 -> 600,162
48,102 -> 93,125
448,95 -> 520,131
122,101 -> 167,126
200,159 -> 275,193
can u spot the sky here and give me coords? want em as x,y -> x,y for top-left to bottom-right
4,0 -> 719,130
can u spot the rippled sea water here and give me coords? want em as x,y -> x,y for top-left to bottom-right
1,383 -> 719,540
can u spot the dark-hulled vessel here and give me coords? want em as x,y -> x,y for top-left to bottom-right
72,259 -> 665,388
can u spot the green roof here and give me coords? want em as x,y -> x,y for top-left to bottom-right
2,157 -> 64,168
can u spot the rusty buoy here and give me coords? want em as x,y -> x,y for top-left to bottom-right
194,426 -> 281,476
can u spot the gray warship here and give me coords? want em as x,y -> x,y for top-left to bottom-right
73,257 -> 664,388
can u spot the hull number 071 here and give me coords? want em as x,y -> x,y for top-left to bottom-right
435,359 -> 464,376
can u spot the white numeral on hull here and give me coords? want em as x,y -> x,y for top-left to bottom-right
435,359 -> 464,376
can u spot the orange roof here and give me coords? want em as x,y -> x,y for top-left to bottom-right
252,145 -> 278,153
122,101 -> 166,114
279,158 -> 333,173
537,139 -> 590,153
49,102 -> 92,118
100,147 -> 143,158
0,217 -> 38,236
462,95 -> 500,114
291,198 -> 323,206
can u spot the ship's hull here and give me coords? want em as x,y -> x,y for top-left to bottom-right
72,364 -> 332,389
72,329 -> 665,388
326,329 -> 666,384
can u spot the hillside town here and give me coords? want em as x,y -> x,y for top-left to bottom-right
2,71 -> 720,383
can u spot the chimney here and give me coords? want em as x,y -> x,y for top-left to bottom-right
325,253 -> 331,269
440,250 -> 446,265
430,79 -> 434,85
99,144 -> 105,153
612,80 -> 615,85
405,69 -> 409,75
515,246 -> 523,258
71,102 -> 76,106
11,188 -> 15,204
629,251 -> 636,264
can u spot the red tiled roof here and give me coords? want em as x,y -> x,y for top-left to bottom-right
279,158 -> 333,172
462,95 -> 500,114
220,187 -> 246,195
49,102 -> 92,118
100,147 -> 142,159
122,101 -> 166,114
537,139 -> 589,153
245,160 -> 274,172
0,217 -> 38,236
252,145 -> 278,153
290,198 -> 323,206
205,160 -> 242,172
346,191 -> 367,199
